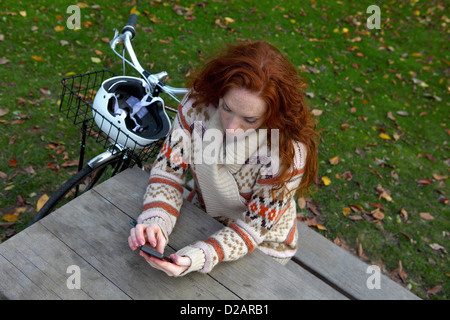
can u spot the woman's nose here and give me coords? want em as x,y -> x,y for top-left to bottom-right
225,115 -> 240,133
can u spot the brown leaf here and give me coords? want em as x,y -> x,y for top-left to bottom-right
61,160 -> 79,168
350,204 -> 364,212
297,197 -> 306,209
329,156 -> 340,165
420,212 -> 434,220
9,158 -> 18,167
371,208 -> 385,220
427,285 -> 443,295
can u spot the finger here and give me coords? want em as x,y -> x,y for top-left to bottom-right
155,231 -> 167,254
170,254 -> 191,267
145,225 -> 158,248
128,235 -> 137,251
140,251 -> 185,277
134,224 -> 147,246
129,228 -> 140,249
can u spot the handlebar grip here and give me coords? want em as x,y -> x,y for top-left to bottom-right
122,14 -> 138,38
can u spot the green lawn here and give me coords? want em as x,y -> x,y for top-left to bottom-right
0,0 -> 448,299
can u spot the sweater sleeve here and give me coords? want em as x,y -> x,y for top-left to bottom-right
176,142 -> 307,275
137,99 -> 193,238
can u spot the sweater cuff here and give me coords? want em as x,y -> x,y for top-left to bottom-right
175,246 -> 206,276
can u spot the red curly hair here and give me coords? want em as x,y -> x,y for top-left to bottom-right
187,40 -> 319,196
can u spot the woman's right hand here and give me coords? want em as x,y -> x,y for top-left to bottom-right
128,223 -> 167,255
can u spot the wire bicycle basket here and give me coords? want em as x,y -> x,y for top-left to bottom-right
58,70 -> 169,164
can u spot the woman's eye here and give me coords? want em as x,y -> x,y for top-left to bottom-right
244,119 -> 257,124
221,103 -> 231,112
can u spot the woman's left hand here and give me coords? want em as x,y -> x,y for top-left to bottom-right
140,252 -> 191,277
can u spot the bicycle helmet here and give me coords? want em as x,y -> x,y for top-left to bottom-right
92,76 -> 171,149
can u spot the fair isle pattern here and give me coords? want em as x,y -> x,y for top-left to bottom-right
138,96 -> 306,276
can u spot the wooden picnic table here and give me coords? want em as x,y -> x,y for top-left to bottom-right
0,167 -> 420,300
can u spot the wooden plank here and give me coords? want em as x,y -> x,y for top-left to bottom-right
95,168 -> 348,299
39,189 -> 238,300
294,222 -> 420,300
0,223 -> 130,300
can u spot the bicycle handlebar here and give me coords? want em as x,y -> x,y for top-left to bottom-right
109,14 -> 188,103
122,13 -> 138,39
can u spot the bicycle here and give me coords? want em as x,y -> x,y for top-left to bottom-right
30,14 -> 188,224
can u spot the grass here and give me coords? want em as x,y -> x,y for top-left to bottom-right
0,0 -> 448,299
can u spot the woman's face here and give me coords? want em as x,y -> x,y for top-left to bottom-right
218,87 -> 267,136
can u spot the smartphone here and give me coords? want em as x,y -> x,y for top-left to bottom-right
140,245 -> 172,262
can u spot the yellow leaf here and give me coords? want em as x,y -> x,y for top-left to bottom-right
224,17 -> 235,24
19,11 -> 27,17
54,25 -> 65,32
65,72 -> 76,76
2,214 -> 18,222
37,194 -> 49,212
379,133 -> 391,140
32,55 -> 45,62
321,176 -> 331,186
315,224 -> 327,231
91,57 -> 101,64
342,27 -> 349,33
130,6 -> 137,14
342,207 -> 351,216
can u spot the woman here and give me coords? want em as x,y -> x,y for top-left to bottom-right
128,40 -> 319,276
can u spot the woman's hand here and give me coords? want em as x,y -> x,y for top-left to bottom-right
129,223 -> 191,276
139,252 -> 191,277
128,223 -> 166,254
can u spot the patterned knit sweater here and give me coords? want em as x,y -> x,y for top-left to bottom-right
137,97 -> 306,276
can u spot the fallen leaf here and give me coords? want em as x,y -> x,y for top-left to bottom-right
297,197 -> 306,209
54,25 -> 65,32
371,208 -> 385,220
0,57 -> 10,65
2,214 -> 18,222
427,285 -> 443,295
429,243 -> 447,253
379,133 -> 391,140
61,160 -> 79,167
433,174 -> 448,181
32,56 -> 45,62
420,212 -> 434,220
329,156 -> 340,165
342,207 -> 350,216
36,194 -> 49,212
9,158 -> 18,167
0,108 -> 9,116
311,109 -> 323,116
321,176 -> 331,186
91,57 -> 101,64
